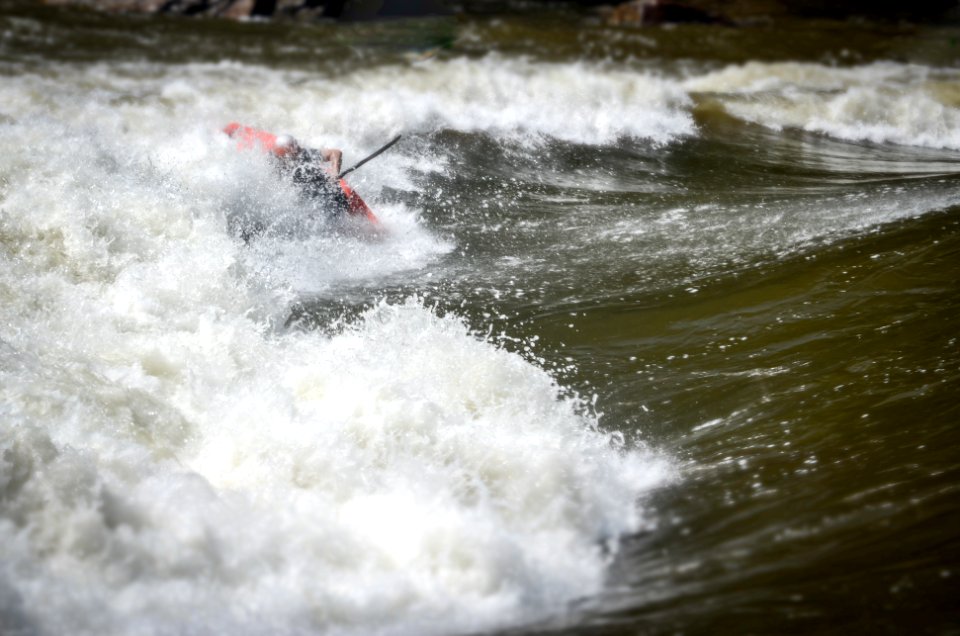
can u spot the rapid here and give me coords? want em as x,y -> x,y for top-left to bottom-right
1,2 -> 959,634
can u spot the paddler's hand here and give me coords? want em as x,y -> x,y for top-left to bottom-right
320,148 -> 342,176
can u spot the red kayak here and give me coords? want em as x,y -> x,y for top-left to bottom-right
337,178 -> 379,224
223,122 -> 379,225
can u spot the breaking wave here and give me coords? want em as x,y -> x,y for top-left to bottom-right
686,61 -> 960,149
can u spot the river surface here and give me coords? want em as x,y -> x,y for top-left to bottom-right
1,2 -> 959,634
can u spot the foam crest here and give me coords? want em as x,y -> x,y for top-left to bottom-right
47,56 -> 693,148
686,61 -> 960,149
0,296 -> 670,635
293,56 -> 696,146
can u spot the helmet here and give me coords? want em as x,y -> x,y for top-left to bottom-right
273,134 -> 301,158
223,122 -> 298,158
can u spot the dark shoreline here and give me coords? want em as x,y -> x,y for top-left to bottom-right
32,0 -> 960,25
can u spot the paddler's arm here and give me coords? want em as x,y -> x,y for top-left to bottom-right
318,148 -> 342,175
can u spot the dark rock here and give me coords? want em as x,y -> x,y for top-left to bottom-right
601,0 -> 731,26
324,0 -> 451,20
38,0 -> 960,24
43,0 -> 302,18
41,0 -> 169,13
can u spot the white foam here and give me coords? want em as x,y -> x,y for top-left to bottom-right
685,61 -> 960,149
297,55 -> 696,146
0,57 -> 672,635
1,55 -> 694,149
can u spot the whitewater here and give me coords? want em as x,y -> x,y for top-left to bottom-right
0,55 -> 683,636
2,33 -> 960,635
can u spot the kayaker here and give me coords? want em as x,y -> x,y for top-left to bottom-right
223,122 -> 349,216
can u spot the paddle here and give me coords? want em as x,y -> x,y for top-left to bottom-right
337,135 -> 403,180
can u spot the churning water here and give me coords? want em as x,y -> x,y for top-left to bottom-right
1,3 -> 959,634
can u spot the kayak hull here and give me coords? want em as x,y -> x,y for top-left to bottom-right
339,179 -> 379,224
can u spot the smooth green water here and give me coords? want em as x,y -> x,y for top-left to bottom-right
2,1 -> 959,633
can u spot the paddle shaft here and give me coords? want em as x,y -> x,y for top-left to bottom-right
337,135 -> 402,179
